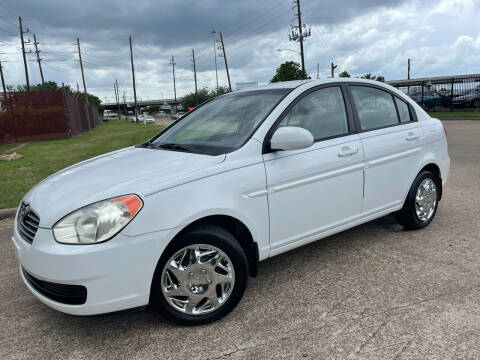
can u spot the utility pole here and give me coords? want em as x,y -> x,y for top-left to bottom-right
170,55 -> 177,113
218,32 -> 231,92
192,49 -> 199,106
0,59 -> 6,96
123,90 -> 127,120
289,0 -> 311,78
76,37 -> 91,128
129,35 -> 138,123
114,79 -> 121,119
76,83 -> 80,93
316,63 -> 319,79
211,30 -> 219,91
76,38 -> 87,97
33,34 -> 44,85
19,17 -> 30,91
330,62 -> 338,78
407,58 -> 411,95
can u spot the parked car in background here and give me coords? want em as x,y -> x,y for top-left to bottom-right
171,112 -> 185,120
452,87 -> 480,109
409,91 -> 451,111
143,116 -> 155,124
12,78 -> 449,325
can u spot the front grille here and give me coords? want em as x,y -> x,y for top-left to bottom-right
17,203 -> 40,244
22,268 -> 87,305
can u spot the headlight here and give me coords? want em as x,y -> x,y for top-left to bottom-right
53,195 -> 143,244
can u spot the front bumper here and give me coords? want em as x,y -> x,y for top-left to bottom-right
11,223 -> 174,315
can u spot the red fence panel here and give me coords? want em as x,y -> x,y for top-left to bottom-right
0,90 -> 99,143
64,92 -> 99,137
0,91 -> 67,143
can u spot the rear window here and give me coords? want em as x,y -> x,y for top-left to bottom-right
351,86 -> 399,131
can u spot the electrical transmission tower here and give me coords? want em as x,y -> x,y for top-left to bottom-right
289,0 -> 311,78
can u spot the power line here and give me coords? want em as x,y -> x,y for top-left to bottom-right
0,25 -> 17,36
233,7 -> 292,46
301,0 -> 337,61
43,62 -> 71,72
224,2 -> 285,38
228,20 -> 288,54
0,14 -> 19,28
0,3 -> 17,18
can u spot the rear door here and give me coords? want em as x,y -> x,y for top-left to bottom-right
348,84 -> 423,214
263,84 -> 364,254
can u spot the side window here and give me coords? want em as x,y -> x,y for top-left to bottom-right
350,86 -> 399,131
394,97 -> 411,123
278,86 -> 349,140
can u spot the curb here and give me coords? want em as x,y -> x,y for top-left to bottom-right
0,208 -> 17,220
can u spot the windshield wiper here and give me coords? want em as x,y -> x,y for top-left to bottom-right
156,143 -> 196,153
138,140 -> 156,148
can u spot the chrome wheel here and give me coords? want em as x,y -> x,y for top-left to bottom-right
160,244 -> 235,315
415,178 -> 437,222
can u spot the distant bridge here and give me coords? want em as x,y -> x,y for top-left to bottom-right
102,98 -> 182,113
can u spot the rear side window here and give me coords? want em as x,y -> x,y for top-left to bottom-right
394,97 -> 411,123
278,86 -> 349,141
350,86 -> 399,131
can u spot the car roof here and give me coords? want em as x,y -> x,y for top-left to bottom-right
235,78 -> 394,92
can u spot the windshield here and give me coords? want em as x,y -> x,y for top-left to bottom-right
149,89 -> 290,155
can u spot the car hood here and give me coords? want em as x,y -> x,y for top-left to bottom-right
23,147 -> 225,228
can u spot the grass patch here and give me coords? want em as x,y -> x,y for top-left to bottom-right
428,111 -> 480,119
0,119 -> 163,209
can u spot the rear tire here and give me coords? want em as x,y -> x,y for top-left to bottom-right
396,170 -> 440,230
150,224 -> 248,325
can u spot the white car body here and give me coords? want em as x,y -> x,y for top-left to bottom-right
12,78 -> 449,316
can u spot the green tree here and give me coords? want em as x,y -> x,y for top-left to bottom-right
180,86 -> 231,109
270,61 -> 310,83
361,73 -> 385,82
338,71 -> 351,78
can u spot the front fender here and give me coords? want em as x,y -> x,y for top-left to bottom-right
123,161 -> 270,261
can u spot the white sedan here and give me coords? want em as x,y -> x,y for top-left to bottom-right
12,78 -> 449,325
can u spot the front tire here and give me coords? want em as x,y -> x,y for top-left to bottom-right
150,224 -> 248,325
396,170 -> 440,230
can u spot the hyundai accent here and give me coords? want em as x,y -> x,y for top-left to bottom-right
12,78 -> 450,325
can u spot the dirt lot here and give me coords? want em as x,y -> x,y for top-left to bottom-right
0,121 -> 479,359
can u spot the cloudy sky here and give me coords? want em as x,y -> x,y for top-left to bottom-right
0,0 -> 479,102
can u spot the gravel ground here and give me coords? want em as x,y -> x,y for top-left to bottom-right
0,121 -> 479,360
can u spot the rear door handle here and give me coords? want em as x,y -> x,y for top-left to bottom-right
338,147 -> 359,157
406,132 -> 420,141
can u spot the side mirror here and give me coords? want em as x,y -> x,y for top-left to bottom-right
270,126 -> 314,151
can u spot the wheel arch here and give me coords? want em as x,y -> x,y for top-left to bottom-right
419,162 -> 443,201
166,215 -> 259,277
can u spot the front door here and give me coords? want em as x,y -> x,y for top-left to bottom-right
263,85 -> 364,254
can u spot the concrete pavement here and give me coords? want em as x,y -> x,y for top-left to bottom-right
1,121 -> 479,359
